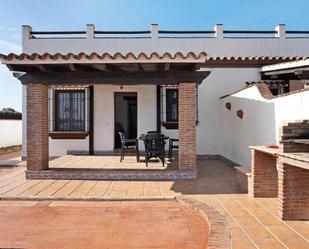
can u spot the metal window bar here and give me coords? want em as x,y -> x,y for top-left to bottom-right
166,89 -> 178,122
54,90 -> 86,131
160,85 -> 199,124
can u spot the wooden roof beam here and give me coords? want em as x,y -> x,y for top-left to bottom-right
164,63 -> 170,71
67,64 -> 77,72
89,63 -> 108,71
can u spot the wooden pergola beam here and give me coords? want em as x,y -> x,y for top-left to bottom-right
17,70 -> 210,85
67,64 -> 77,72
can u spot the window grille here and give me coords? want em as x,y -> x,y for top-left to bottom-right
54,90 -> 86,131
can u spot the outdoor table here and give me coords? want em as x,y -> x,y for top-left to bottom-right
138,134 -> 169,141
136,134 -> 169,162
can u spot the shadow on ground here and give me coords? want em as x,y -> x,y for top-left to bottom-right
171,159 -> 245,195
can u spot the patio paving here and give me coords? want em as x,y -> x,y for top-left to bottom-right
19,154 -> 179,170
0,200 -> 208,249
0,158 -> 308,248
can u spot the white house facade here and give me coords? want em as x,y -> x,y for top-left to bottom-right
2,24 -> 309,171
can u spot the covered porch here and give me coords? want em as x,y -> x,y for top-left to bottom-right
1,51 -> 210,180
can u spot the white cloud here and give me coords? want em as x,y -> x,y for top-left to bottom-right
0,39 -> 21,54
0,40 -> 22,111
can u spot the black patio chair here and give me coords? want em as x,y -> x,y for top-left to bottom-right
144,133 -> 165,167
168,138 -> 179,160
118,132 -> 139,162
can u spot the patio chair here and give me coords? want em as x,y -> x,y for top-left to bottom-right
147,131 -> 159,134
118,132 -> 139,162
144,133 -> 165,167
168,138 -> 179,160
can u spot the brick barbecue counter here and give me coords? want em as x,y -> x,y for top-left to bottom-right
249,145 -> 309,220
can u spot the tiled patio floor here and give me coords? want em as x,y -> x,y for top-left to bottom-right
0,200 -> 208,249
0,159 -> 308,248
19,155 -> 178,170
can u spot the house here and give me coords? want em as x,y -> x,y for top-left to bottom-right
1,24 -> 309,180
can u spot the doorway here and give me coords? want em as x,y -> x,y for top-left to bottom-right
114,92 -> 138,148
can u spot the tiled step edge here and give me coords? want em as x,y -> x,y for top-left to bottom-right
177,196 -> 231,249
25,169 -> 197,180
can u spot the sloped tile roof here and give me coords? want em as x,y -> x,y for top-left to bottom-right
0,51 -> 207,62
1,52 -> 307,63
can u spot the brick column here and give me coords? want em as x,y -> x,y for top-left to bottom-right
178,83 -> 196,171
26,84 -> 49,171
249,149 -> 277,198
278,159 -> 309,220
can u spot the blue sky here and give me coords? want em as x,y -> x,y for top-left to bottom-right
1,0 -> 309,111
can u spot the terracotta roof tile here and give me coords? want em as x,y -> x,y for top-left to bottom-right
221,82 -> 309,100
0,51 -> 208,62
1,52 -> 307,63
205,55 -> 308,62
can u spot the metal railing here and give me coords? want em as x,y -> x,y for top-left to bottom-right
24,24 -> 309,39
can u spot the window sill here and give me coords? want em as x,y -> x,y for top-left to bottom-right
162,122 -> 178,129
162,121 -> 199,129
49,132 -> 89,139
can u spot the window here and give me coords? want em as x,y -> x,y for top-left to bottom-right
166,89 -> 178,122
55,90 -> 85,131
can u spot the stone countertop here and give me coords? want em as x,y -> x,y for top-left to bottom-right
249,145 -> 309,167
249,146 -> 281,156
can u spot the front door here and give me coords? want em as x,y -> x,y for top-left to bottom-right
114,92 -> 138,148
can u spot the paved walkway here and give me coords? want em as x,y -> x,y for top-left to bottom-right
0,159 -> 308,248
0,200 -> 208,249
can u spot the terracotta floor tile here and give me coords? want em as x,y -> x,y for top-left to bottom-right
0,159 -> 308,248
144,181 -> 161,196
109,181 -> 130,197
280,238 -> 309,249
86,181 -> 112,197
284,221 -> 309,241
127,181 -> 144,196
69,180 -> 96,197
20,180 -> 55,196
37,180 -> 69,197
242,225 -> 274,240
1,179 -> 42,196
0,177 -> 28,195
232,239 -> 257,249
0,200 -> 208,249
267,225 -> 306,240
52,180 -> 83,197
254,238 -> 287,249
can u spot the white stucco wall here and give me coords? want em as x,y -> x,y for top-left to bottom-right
19,24 -> 309,158
44,84 -> 157,157
93,85 -> 157,151
220,87 -> 309,167
197,68 -> 261,155
22,25 -> 309,57
0,120 -> 22,148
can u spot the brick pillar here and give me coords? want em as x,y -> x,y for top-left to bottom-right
178,83 -> 196,171
249,149 -> 277,198
278,159 -> 309,220
26,84 -> 49,171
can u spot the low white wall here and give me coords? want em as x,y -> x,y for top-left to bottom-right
221,86 -> 309,167
197,68 -> 260,155
0,120 -> 22,148
221,95 -> 276,167
49,137 -> 89,156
